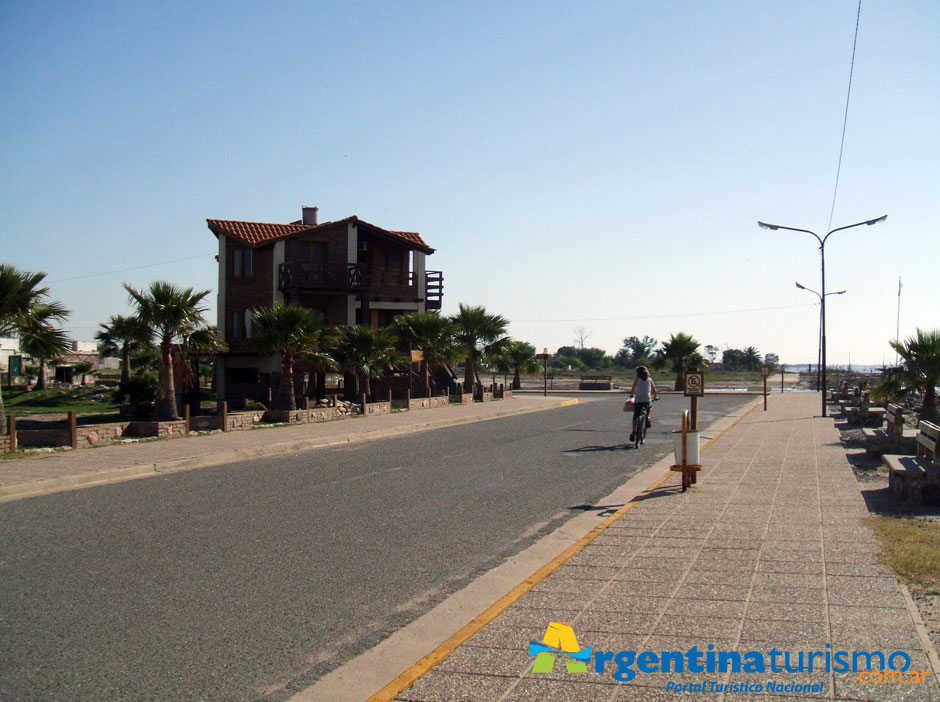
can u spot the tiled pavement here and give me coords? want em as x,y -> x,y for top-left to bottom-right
393,393 -> 940,702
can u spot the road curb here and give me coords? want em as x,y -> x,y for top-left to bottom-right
0,398 -> 580,502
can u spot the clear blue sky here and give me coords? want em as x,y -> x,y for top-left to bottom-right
2,1 -> 937,366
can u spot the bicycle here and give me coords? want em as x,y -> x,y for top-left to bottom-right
631,398 -> 659,449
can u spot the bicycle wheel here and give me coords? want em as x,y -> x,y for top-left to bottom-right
639,411 -> 647,445
634,409 -> 644,448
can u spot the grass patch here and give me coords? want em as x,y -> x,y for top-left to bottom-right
2,387 -> 120,416
866,515 -> 940,593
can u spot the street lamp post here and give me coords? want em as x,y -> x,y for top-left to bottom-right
795,282 -> 846,394
758,215 -> 886,417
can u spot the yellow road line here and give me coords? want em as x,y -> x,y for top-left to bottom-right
367,396 -> 761,702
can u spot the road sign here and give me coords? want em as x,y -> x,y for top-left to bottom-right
684,371 -> 704,397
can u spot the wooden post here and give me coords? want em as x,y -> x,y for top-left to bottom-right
763,375 -> 768,411
388,388 -> 393,405
362,393 -> 368,414
690,395 -> 698,431
221,400 -> 229,432
68,411 -> 78,449
406,388 -> 411,408
184,404 -> 191,435
7,415 -> 16,453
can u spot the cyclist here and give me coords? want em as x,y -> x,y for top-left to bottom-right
629,366 -> 659,443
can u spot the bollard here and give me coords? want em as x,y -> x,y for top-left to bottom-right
68,411 -> 78,449
221,400 -> 229,432
7,415 -> 16,453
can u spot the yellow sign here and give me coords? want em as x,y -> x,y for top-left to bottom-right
410,350 -> 424,362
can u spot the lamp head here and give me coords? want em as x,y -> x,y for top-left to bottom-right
758,221 -> 779,231
866,215 -> 888,226
795,282 -> 806,290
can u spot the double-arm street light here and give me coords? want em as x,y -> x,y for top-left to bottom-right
758,215 -> 887,417
795,282 -> 846,392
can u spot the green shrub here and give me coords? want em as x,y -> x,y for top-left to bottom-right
114,376 -> 157,404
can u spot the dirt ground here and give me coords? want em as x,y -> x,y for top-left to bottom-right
836,419 -> 940,657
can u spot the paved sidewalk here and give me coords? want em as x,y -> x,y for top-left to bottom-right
0,395 -> 576,502
390,393 -> 940,702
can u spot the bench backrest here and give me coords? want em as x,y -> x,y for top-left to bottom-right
916,420 -> 940,463
886,403 -> 904,433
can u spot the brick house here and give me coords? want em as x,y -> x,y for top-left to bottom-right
207,206 -> 443,403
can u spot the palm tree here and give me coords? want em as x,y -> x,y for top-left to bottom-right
178,325 -> 227,414
332,325 -> 402,401
96,314 -> 153,386
1,265 -> 70,430
742,346 -> 762,372
502,340 -> 539,390
249,305 -> 328,411
875,329 -> 940,423
450,304 -> 509,392
124,281 -> 210,420
652,332 -> 706,391
19,304 -> 73,390
392,311 -> 459,396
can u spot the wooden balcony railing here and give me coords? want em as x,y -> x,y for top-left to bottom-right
279,262 -> 443,309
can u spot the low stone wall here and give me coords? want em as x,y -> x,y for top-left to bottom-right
454,393 -> 474,405
475,391 -> 494,403
408,396 -> 449,410
262,407 -> 342,424
76,422 -> 131,447
0,435 -> 9,452
123,421 -> 187,438
364,401 -> 391,416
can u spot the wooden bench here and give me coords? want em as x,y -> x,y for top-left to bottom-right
863,403 -> 918,456
579,375 -> 612,390
884,420 -> 940,505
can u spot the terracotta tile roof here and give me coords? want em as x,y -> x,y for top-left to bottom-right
207,216 -> 434,253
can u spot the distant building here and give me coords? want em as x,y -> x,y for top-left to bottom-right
207,206 -> 443,403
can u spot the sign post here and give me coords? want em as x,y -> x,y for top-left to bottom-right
536,349 -> 550,397
762,365 -> 770,410
683,370 -> 705,430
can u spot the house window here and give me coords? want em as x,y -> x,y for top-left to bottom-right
301,242 -> 327,260
230,367 -> 259,384
231,310 -> 252,340
233,248 -> 253,278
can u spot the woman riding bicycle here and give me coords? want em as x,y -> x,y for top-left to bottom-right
629,366 -> 659,443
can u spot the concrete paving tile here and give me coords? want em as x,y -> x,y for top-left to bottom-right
825,562 -> 894,578
746,601 -> 827,623
492,606 -> 583,629
750,585 -> 827,605
826,576 -> 903,606
725,672 -> 829,697
564,553 -> 631,568
611,685 -> 703,701
684,568 -> 754,586
739,619 -> 829,644
828,605 -> 912,627
554,565 -> 624,581
580,544 -> 644,558
829,625 -> 923,649
662,599 -> 747,619
461,625 -> 534,651
635,546 -> 702,560
396,670 -> 517,702
502,678 -> 619,701
757,560 -> 826,575
674,583 -> 751,602
652,614 -> 741,639
436,645 -> 531,677
691,556 -> 758,572
647,537 -> 707,549
518,590 -> 598,610
753,573 -> 826,589
703,538 -> 765,550
578,611 -> 659,635
613,567 -> 692,584
622,556 -> 695,571
532,577 -> 612,594
589,592 -> 670,615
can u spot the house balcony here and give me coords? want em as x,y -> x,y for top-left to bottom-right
279,262 -> 443,308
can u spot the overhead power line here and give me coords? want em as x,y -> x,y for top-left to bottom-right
509,302 -> 818,324
48,253 -> 217,283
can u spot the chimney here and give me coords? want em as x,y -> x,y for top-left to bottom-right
302,206 -> 319,226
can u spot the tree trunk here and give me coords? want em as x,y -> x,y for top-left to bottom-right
922,382 -> 938,423
0,387 -> 6,436
463,355 -> 474,392
154,339 -> 179,420
512,367 -> 521,390
421,360 -> 429,396
121,342 -> 131,386
316,371 -> 326,401
360,373 -> 371,402
37,359 -> 47,390
275,353 -> 296,411
343,373 -> 358,402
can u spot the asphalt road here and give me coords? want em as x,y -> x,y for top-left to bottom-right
0,393 -> 752,701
